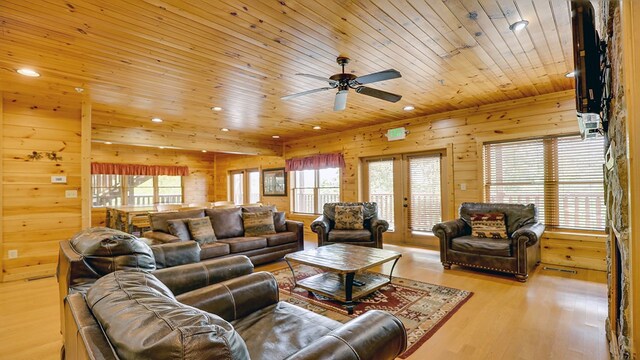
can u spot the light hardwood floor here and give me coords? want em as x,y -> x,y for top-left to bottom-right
0,240 -> 608,360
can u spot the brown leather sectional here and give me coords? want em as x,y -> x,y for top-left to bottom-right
143,206 -> 304,265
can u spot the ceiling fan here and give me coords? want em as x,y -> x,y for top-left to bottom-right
281,56 -> 403,111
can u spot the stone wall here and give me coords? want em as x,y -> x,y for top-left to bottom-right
599,0 -> 632,358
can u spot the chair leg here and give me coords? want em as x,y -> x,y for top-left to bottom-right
442,262 -> 452,270
515,274 -> 528,282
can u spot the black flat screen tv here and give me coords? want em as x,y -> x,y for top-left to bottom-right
571,0 -> 602,115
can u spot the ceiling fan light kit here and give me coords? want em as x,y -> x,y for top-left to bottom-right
282,56 -> 403,111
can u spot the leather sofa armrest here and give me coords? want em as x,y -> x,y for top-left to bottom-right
285,220 -> 305,250
153,255 -> 254,296
310,215 -> 330,234
150,241 -> 200,269
432,219 -> 469,243
511,222 -> 545,247
142,231 -> 181,244
285,310 -> 407,360
369,216 -> 389,248
176,272 -> 278,321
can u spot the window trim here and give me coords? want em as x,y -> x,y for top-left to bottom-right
91,174 -> 184,208
290,167 -> 342,215
482,133 -> 606,231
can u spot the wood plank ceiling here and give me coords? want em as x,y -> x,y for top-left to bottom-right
0,0 -> 575,154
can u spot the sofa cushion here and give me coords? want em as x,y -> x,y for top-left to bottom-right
232,301 -> 341,360
460,202 -> 537,236
149,209 -> 205,233
273,211 -> 287,232
243,205 -> 276,213
264,232 -> 297,247
167,219 -> 191,240
243,211 -> 276,237
451,235 -> 512,257
470,213 -> 508,239
187,217 -> 217,245
218,237 -> 267,253
86,270 -> 250,360
327,229 -> 371,242
334,205 -> 364,230
323,202 -> 378,221
70,227 -> 156,275
199,242 -> 231,260
206,207 -> 244,239
151,241 -> 201,269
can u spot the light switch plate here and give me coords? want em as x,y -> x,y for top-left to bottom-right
65,190 -> 78,198
51,175 -> 67,184
460,183 -> 467,191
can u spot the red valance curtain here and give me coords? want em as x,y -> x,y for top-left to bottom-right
285,153 -> 345,172
91,162 -> 190,176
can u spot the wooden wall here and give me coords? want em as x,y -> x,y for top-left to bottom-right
1,93 -> 83,282
90,143 -> 215,227
216,90 -> 606,271
213,154 -> 288,212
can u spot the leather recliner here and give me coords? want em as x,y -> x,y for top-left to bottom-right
311,202 -> 389,248
432,202 -> 545,282
64,269 -> 408,360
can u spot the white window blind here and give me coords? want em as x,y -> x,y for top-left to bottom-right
408,155 -> 441,232
484,135 -> 605,231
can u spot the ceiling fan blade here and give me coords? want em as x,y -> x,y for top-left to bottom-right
334,90 -> 348,111
281,87 -> 333,100
352,69 -> 402,85
355,86 -> 402,102
295,73 -> 338,86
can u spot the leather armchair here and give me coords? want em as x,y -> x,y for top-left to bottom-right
433,202 -> 544,282
311,202 -> 389,248
64,269 -> 407,360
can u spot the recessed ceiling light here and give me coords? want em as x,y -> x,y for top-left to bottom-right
211,106 -> 223,111
201,150 -> 207,153
221,128 -> 229,132
509,20 -> 529,32
104,141 -> 112,145
272,135 -> 280,139
151,117 -> 163,123
75,87 -> 85,93
159,146 -> 165,149
565,71 -> 576,78
312,126 -> 322,130
403,105 -> 415,111
17,68 -> 40,77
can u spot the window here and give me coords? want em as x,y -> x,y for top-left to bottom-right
91,175 -> 182,207
484,135 -> 605,230
92,174 -> 123,207
292,168 -> 340,214
229,169 -> 260,205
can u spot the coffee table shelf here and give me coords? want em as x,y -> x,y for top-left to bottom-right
297,272 -> 391,302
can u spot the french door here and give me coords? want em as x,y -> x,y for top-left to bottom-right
363,151 -> 447,247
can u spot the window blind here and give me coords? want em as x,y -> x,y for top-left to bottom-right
484,135 -> 605,231
408,155 -> 441,232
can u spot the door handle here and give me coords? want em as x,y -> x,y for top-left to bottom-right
403,204 -> 408,208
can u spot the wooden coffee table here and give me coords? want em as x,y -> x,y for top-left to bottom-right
284,243 -> 401,314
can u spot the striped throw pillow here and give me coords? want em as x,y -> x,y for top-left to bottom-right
470,213 -> 508,239
243,211 -> 276,237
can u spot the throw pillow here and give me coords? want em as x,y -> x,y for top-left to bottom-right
187,217 -> 217,245
470,213 -> 508,239
243,210 -> 276,237
334,205 -> 364,230
166,219 -> 191,241
273,211 -> 287,232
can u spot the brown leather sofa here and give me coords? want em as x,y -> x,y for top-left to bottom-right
311,202 -> 389,248
64,269 -> 407,360
432,202 -> 545,282
143,206 -> 304,265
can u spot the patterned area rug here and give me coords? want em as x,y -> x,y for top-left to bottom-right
272,265 -> 473,359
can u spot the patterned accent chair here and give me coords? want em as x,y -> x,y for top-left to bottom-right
432,202 -> 545,282
311,202 -> 389,248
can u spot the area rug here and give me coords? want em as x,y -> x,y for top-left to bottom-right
272,265 -> 473,359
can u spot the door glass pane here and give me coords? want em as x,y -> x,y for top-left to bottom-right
367,160 -> 395,231
127,176 -> 154,205
232,173 -> 244,205
318,168 -> 340,212
92,174 -> 122,207
408,155 -> 441,233
248,171 -> 260,203
158,176 -> 182,204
